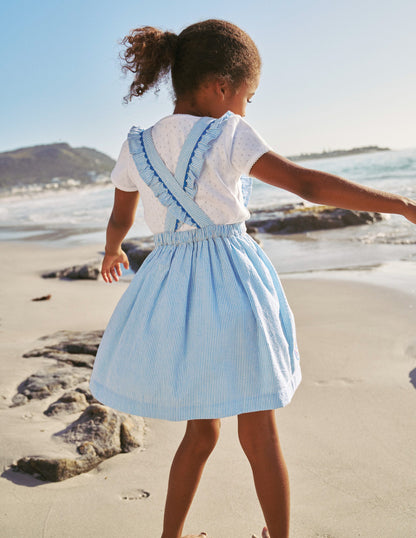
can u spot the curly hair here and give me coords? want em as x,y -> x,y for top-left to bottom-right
120,19 -> 261,103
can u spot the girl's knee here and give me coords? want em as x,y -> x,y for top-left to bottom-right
237,410 -> 279,459
184,418 -> 221,456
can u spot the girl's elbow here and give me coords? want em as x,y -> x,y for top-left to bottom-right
109,213 -> 134,231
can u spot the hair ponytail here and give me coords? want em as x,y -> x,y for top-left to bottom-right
120,20 -> 261,103
120,26 -> 178,102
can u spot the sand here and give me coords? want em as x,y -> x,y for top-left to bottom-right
0,240 -> 415,538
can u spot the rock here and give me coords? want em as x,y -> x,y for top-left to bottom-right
57,404 -> 124,458
44,390 -> 89,416
42,263 -> 100,280
15,455 -> 101,482
23,330 -> 103,368
74,385 -> 100,404
120,418 -> 144,452
121,237 -> 154,272
245,225 -> 262,245
14,404 -> 145,481
11,333 -> 146,482
11,393 -> 28,407
10,365 -> 90,407
248,204 -> 382,234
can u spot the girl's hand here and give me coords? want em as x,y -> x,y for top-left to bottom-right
101,249 -> 129,283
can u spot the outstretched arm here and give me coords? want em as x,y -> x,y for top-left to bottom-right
102,188 -> 140,283
250,151 -> 416,223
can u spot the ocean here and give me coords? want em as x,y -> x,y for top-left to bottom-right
1,147 -> 415,274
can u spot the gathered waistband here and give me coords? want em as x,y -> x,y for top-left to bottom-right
154,222 -> 247,246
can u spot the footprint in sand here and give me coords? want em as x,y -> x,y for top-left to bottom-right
314,377 -> 360,386
120,489 -> 150,501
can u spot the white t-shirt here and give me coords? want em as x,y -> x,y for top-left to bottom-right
111,113 -> 271,234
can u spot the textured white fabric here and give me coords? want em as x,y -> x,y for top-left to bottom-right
111,113 -> 272,234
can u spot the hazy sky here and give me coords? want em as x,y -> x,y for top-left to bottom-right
1,0 -> 415,159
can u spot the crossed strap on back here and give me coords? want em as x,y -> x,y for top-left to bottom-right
128,116 -> 228,231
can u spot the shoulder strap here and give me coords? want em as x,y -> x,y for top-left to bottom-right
141,129 -> 214,228
174,117 -> 214,184
165,117 -> 215,231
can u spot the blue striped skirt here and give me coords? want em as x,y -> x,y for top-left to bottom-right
89,222 -> 301,421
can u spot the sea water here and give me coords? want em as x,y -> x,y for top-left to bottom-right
1,148 -> 415,273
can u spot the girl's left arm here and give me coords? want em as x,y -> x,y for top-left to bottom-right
101,188 -> 140,283
251,151 -> 416,223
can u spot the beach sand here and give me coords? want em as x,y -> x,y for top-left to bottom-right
0,241 -> 415,538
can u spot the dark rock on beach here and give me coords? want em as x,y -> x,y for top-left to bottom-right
42,262 -> 100,280
121,237 -> 154,272
247,203 -> 382,234
11,365 -> 91,407
44,389 -> 91,416
119,205 -> 381,272
23,329 -> 103,368
15,404 -> 145,481
10,330 -> 146,481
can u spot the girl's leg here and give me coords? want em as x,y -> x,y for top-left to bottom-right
238,410 -> 290,538
161,418 -> 221,538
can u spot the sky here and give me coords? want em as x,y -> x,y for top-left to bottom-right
1,0 -> 415,159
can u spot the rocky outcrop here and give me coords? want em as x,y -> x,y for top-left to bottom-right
119,205 -> 382,273
42,263 -> 100,280
40,329 -> 103,355
22,329 -> 103,368
121,237 -> 154,272
287,145 -> 390,162
44,389 -> 91,416
248,204 -> 382,234
11,365 -> 91,407
10,330 -> 146,481
15,404 -> 145,481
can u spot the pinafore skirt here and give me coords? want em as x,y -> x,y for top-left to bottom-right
89,114 -> 301,421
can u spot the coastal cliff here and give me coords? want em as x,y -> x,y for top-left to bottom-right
288,145 -> 390,162
0,143 -> 115,190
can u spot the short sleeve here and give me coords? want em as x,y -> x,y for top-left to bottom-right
110,139 -> 138,192
230,117 -> 272,176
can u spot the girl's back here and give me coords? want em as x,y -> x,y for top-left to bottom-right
110,112 -> 270,234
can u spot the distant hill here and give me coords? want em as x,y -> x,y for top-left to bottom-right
0,143 -> 115,190
287,145 -> 390,162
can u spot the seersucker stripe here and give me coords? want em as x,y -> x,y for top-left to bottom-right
90,113 -> 301,421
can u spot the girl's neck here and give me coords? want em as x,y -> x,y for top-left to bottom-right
173,97 -> 207,117
173,84 -> 222,118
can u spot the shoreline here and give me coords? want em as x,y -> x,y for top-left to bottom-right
1,240 -> 415,537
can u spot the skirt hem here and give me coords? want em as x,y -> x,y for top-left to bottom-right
89,366 -> 301,422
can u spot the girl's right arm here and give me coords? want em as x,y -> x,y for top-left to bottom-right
250,151 -> 416,223
102,188 -> 140,283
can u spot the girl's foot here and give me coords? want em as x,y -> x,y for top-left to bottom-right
182,533 -> 207,538
252,528 -> 270,538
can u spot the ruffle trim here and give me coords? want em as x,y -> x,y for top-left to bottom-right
128,127 -> 199,228
182,111 -> 233,199
128,112 -> 234,230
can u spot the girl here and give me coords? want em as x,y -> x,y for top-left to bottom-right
89,19 -> 416,538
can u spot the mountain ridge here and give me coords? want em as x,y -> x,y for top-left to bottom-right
0,142 -> 115,189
